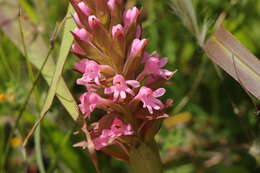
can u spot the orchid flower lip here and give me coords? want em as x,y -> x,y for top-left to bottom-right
134,86 -> 165,114
104,74 -> 140,101
79,92 -> 109,118
76,60 -> 103,86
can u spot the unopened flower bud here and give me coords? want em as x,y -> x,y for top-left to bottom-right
129,39 -> 148,58
112,24 -> 124,39
71,43 -> 85,55
123,7 -> 140,26
78,2 -> 91,16
73,28 -> 89,42
88,15 -> 101,29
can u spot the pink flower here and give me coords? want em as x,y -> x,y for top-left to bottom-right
88,15 -> 101,29
112,24 -> 124,40
71,43 -> 85,55
123,7 -> 140,26
138,57 -> 175,80
92,129 -> 112,150
134,86 -> 166,114
104,74 -> 140,101
70,0 -> 176,155
107,0 -> 123,11
72,1 -> 91,27
72,27 -> 89,42
75,58 -> 115,75
73,13 -> 82,27
78,2 -> 91,16
74,118 -> 133,150
110,118 -> 134,137
74,59 -> 89,73
79,92 -> 108,118
141,51 -> 160,63
73,130 -> 113,150
107,0 -> 118,10
71,28 -> 89,55
93,118 -> 133,150
129,39 -> 148,58
76,60 -> 103,85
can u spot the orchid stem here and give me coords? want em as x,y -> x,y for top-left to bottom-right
129,139 -> 163,173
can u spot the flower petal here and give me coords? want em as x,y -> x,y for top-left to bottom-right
126,80 -> 140,88
152,88 -> 166,97
159,57 -> 168,67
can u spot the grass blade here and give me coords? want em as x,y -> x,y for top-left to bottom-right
19,0 -> 38,23
23,5 -> 77,146
204,26 -> 260,99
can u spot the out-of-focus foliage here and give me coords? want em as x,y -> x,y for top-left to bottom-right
0,0 -> 259,172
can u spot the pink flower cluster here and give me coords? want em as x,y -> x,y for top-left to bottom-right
70,0 -> 175,161
74,118 -> 133,150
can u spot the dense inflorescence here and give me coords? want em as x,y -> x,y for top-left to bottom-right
70,0 -> 176,162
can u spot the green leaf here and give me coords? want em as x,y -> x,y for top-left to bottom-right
48,5 -> 78,121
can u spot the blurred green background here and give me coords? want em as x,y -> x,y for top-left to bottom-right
0,0 -> 259,172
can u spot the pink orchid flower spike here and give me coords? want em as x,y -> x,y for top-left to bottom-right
105,74 -> 140,101
134,86 -> 166,114
70,0 -> 176,165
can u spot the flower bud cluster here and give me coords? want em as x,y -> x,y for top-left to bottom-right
70,0 -> 176,161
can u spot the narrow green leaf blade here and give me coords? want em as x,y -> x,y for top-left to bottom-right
41,4 -> 78,121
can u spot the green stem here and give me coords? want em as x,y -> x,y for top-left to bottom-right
129,140 -> 163,173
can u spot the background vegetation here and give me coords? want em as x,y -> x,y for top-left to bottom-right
0,0 -> 259,172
